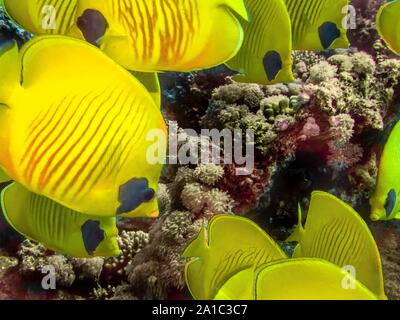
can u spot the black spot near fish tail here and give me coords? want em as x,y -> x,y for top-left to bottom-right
77,9 -> 108,46
385,188 -> 397,218
81,220 -> 105,255
116,178 -> 155,215
318,22 -> 341,50
263,51 -> 282,81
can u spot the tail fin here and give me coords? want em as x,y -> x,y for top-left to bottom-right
0,40 -> 20,106
220,0 -> 251,22
286,203 -> 305,243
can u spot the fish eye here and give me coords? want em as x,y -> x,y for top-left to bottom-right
384,189 -> 397,218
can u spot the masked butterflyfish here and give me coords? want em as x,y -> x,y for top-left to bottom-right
1,182 -> 119,257
376,0 -> 400,56
226,0 -> 294,84
283,0 -> 350,51
182,214 -> 287,300
370,120 -> 400,221
0,36 -> 167,218
2,0 -> 250,72
287,191 -> 386,300
254,258 -> 378,300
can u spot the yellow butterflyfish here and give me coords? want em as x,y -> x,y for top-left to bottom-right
287,191 -> 386,300
370,120 -> 400,221
182,214 -> 287,300
376,0 -> 400,56
283,0 -> 350,50
1,182 -> 120,257
0,36 -> 167,219
183,192 -> 386,300
226,0 -> 294,84
254,259 -> 378,300
1,0 -> 249,72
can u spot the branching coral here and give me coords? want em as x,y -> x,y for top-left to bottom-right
17,240 -> 76,287
103,230 -> 149,282
124,210 -> 203,299
70,257 -> 104,282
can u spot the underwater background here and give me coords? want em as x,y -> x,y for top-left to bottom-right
1,0 -> 400,300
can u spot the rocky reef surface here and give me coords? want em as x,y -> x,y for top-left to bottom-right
0,0 -> 400,300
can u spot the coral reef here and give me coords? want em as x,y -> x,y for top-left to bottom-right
122,133 -> 234,299
125,210 -> 201,299
102,230 -> 149,283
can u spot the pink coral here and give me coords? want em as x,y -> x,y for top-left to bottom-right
217,163 -> 270,212
298,117 -> 321,141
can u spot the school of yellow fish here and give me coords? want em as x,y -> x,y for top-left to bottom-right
0,0 -> 399,299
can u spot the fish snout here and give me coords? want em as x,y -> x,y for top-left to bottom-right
370,208 -> 384,221
370,213 -> 381,221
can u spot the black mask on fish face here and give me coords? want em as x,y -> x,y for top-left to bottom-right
318,22 -> 341,50
77,9 -> 108,46
384,188 -> 397,218
116,178 -> 156,215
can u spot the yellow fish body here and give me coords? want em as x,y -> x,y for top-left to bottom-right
376,0 -> 400,56
370,120 -> 400,221
2,0 -> 250,72
1,182 -> 120,257
283,0 -> 350,50
182,214 -> 287,300
226,0 -> 294,85
0,36 -> 167,219
288,191 -> 386,300
254,258 -> 378,300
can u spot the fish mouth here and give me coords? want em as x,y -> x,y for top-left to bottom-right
148,210 -> 159,218
370,213 -> 381,221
